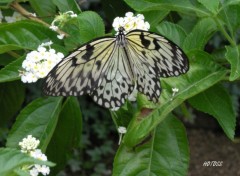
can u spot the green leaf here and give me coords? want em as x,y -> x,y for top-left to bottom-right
52,0 -> 81,14
0,45 -> 22,54
0,148 -> 54,176
156,21 -> 187,47
143,10 -> 170,28
225,45 -> 240,81
0,56 -> 25,83
221,0 -> 240,7
113,114 -> 189,176
0,81 -> 25,127
189,84 -> 236,139
0,0 -> 14,7
218,4 -> 240,38
6,97 -> 63,152
29,0 -> 56,17
0,21 -> 61,52
198,0 -> 219,14
63,11 -> 105,50
183,18 -> 217,51
46,97 -> 82,175
123,50 -> 228,147
124,0 -> 209,16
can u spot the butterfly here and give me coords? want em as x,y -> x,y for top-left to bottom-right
43,26 -> 189,109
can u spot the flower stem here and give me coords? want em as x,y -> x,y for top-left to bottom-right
10,1 -> 68,36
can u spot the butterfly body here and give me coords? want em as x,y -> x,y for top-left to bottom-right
43,27 -> 189,108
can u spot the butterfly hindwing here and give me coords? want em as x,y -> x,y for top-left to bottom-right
91,45 -> 135,108
125,29 -> 189,103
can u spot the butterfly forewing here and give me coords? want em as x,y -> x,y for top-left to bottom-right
43,37 -> 116,96
126,30 -> 189,78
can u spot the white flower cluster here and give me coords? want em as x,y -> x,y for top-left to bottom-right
49,11 -> 77,39
5,11 -> 26,23
20,41 -> 64,83
112,12 -> 150,33
19,135 -> 50,176
19,135 -> 40,152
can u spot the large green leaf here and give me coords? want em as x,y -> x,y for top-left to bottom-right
113,114 -> 189,176
63,11 -> 105,50
156,21 -> 187,47
143,10 -> 170,28
225,45 -> 240,81
0,21 -> 61,52
0,0 -> 14,7
189,84 -> 236,139
0,56 -> 25,83
183,18 -> 217,51
29,0 -> 56,17
218,4 -> 240,38
6,97 -> 63,152
46,97 -> 82,175
0,81 -> 25,127
124,0 -> 209,16
198,0 -> 219,14
0,148 -> 54,176
52,0 -> 81,14
124,50 -> 228,147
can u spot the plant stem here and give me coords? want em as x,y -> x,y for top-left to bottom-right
214,18 -> 236,46
7,51 -> 21,58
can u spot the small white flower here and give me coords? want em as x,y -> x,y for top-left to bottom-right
112,12 -> 150,33
49,25 -> 58,31
172,88 -> 179,93
38,165 -> 50,175
29,13 -> 37,17
171,87 -> 179,100
70,14 -> 77,18
29,167 -> 39,176
65,11 -> 77,18
39,41 -> 53,48
5,11 -> 25,23
118,126 -> 127,145
19,135 -> 40,152
57,33 -> 65,39
118,126 -> 127,134
30,149 -> 48,161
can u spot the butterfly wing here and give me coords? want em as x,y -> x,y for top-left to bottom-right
90,45 -> 135,108
125,30 -> 189,102
43,36 -> 135,108
126,30 -> 189,77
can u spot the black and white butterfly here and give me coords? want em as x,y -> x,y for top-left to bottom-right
43,27 -> 189,109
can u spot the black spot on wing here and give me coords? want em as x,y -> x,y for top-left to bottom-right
140,32 -> 150,48
153,38 -> 160,50
95,60 -> 101,70
82,44 -> 94,61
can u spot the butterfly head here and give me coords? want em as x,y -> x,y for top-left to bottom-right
118,26 -> 125,34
